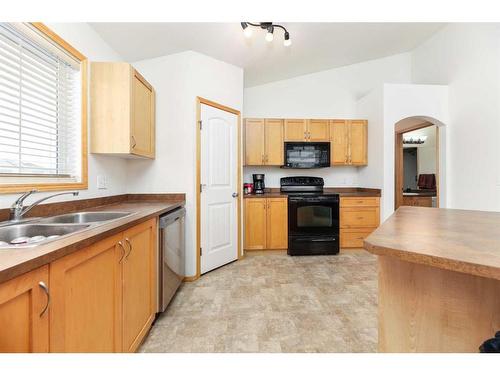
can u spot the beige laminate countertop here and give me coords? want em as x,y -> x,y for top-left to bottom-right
364,206 -> 500,280
0,200 -> 184,284
244,187 -> 381,198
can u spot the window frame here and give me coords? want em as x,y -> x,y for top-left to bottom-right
0,22 -> 88,193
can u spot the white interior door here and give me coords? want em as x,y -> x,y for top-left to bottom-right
200,103 -> 238,274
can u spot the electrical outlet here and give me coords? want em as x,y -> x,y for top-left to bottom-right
97,175 -> 107,190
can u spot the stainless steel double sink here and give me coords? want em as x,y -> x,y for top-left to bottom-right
0,211 -> 133,249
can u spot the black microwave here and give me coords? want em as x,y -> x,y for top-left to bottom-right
283,142 -> 331,169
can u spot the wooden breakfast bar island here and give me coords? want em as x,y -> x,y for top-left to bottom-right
364,206 -> 500,352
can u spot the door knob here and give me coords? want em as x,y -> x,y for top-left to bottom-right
232,192 -> 239,198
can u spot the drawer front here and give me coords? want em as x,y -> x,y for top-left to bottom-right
340,197 -> 379,207
340,207 -> 379,228
340,229 -> 375,248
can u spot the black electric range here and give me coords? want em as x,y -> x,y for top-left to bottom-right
281,177 -> 339,256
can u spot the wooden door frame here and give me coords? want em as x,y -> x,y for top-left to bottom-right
194,97 -> 242,281
395,122 -> 440,210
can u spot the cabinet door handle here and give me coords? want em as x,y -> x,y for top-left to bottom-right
131,135 -> 137,149
118,241 -> 126,263
38,281 -> 50,317
125,238 -> 132,259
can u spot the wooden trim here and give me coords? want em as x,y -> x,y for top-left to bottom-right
0,23 -> 88,193
30,23 -> 86,61
195,97 -> 242,281
395,123 -> 439,210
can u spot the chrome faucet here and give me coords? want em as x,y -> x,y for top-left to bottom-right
9,189 -> 79,221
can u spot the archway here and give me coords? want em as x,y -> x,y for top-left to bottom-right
394,115 -> 446,211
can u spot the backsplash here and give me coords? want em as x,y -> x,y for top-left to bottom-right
243,166 -> 360,187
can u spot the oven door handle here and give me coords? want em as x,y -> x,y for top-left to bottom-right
294,237 -> 337,242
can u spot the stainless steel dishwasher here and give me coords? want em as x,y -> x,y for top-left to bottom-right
158,207 -> 185,312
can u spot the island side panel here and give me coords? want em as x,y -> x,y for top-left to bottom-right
378,255 -> 500,352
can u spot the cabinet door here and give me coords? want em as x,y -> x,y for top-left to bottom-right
266,198 -> 288,249
284,119 -> 307,141
244,119 -> 265,165
244,198 -> 267,250
132,71 -> 155,158
122,219 -> 157,352
307,119 -> 330,141
349,120 -> 367,165
264,119 -> 284,165
50,234 -> 123,352
331,120 -> 349,165
0,266 -> 49,353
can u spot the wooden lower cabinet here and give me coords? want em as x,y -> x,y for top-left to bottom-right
266,198 -> 288,250
0,266 -> 49,353
244,197 -> 287,250
0,218 -> 158,353
122,220 -> 157,352
340,197 -> 380,249
50,234 -> 123,352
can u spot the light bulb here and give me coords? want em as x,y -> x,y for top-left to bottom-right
265,31 -> 274,42
243,27 -> 253,38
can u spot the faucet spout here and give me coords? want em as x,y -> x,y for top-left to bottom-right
9,190 -> 79,221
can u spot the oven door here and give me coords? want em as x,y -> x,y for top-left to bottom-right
288,195 -> 339,237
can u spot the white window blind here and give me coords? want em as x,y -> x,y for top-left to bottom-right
0,23 -> 82,179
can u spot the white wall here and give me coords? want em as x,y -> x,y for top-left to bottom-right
0,23 -> 127,208
412,23 -> 500,211
127,51 -> 244,277
356,86 -> 385,207
243,53 -> 412,187
382,84 -> 449,219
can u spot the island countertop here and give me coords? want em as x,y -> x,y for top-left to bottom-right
364,206 -> 500,281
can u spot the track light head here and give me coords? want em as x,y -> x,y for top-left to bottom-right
284,31 -> 291,47
265,26 -> 274,42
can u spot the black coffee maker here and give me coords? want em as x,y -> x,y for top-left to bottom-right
253,174 -> 265,194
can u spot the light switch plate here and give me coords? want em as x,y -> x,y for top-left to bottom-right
97,175 -> 107,190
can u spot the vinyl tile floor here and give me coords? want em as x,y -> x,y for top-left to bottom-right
140,249 -> 378,353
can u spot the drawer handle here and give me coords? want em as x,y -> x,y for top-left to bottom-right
356,216 -> 364,220
38,281 -> 50,317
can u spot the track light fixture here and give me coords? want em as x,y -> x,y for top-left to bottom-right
241,22 -> 291,46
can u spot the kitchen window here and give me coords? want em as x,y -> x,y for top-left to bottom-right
0,22 -> 87,192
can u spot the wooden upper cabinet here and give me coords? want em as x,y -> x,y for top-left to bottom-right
307,119 -> 330,141
91,62 -> 155,159
131,72 -> 155,158
244,119 -> 283,166
50,234 -> 123,353
330,120 -> 368,166
244,119 -> 265,165
0,266 -> 49,353
264,119 -> 284,165
349,120 -> 367,165
331,120 -> 349,165
284,119 -> 307,141
122,219 -> 157,353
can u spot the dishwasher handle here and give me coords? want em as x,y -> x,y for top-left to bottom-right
159,207 -> 186,228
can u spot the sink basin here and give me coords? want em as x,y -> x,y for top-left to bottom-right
39,211 -> 132,224
0,224 -> 90,248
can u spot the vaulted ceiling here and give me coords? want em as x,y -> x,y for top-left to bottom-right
90,22 -> 444,87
